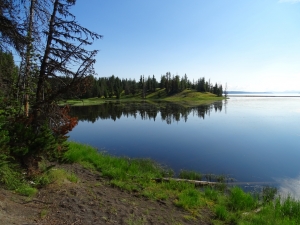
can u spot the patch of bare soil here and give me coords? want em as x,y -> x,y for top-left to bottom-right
0,163 -> 213,225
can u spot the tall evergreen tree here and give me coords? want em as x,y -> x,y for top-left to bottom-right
0,51 -> 18,98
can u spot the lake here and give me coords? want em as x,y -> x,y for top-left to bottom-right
68,97 -> 300,197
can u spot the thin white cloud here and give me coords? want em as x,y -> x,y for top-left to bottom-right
279,0 -> 300,3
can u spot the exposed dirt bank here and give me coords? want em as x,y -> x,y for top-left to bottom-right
0,163 -> 213,225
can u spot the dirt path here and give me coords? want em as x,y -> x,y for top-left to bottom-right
0,163 -> 213,225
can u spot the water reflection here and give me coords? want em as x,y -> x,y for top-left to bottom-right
70,101 -> 223,124
276,176 -> 300,200
69,98 -> 300,184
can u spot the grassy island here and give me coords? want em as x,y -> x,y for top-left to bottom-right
62,89 -> 225,107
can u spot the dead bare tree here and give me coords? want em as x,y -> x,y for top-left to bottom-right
32,0 -> 102,127
0,0 -> 26,52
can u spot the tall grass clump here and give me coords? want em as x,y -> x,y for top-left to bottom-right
204,187 -> 220,201
228,186 -> 257,211
0,154 -> 20,189
215,205 -> 228,221
175,188 -> 204,210
0,161 -> 37,197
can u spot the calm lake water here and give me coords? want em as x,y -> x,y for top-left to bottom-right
68,97 -> 300,197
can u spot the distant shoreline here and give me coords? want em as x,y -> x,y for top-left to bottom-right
228,95 -> 300,97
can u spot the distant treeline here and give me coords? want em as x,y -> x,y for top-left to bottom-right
81,73 -> 224,99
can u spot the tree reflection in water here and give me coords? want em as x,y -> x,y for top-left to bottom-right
70,101 -> 223,124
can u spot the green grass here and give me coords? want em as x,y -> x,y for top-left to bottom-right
34,167 -> 79,186
65,142 -> 208,208
0,163 -> 38,197
237,195 -> 300,225
228,186 -> 258,211
16,185 -> 37,197
0,159 -> 79,196
175,188 -> 204,210
61,97 -> 105,106
155,89 -> 223,107
215,205 -> 228,220
204,187 -> 220,202
64,142 -> 164,193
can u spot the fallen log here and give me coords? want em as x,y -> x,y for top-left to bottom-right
153,178 -> 276,187
153,178 -> 218,186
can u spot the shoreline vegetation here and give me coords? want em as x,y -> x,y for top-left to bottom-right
62,89 -> 225,107
1,142 -> 300,224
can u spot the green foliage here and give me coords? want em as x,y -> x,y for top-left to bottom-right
0,52 -> 19,157
34,173 -> 51,186
65,142 -> 164,182
262,186 -> 277,204
0,114 -> 9,152
0,164 -> 23,190
205,187 -> 219,201
0,51 -> 19,97
228,187 -> 257,211
78,73 -> 225,99
215,205 -> 228,220
0,163 -> 37,197
8,122 -> 54,156
34,168 -> 79,187
175,188 -> 204,209
16,186 -> 37,197
179,170 -> 202,180
237,195 -> 300,225
161,180 -> 194,192
280,195 -> 300,220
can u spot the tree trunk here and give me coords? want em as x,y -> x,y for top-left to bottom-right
33,0 -> 58,124
24,0 -> 35,117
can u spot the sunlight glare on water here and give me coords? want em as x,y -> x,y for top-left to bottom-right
276,175 -> 300,200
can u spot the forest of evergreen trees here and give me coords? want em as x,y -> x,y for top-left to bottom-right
81,73 -> 224,99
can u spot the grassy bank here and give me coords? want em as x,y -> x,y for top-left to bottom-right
63,142 -> 300,224
62,89 -> 224,107
1,142 -> 299,224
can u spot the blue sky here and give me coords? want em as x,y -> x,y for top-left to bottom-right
71,0 -> 300,92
